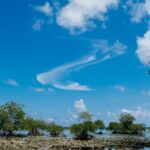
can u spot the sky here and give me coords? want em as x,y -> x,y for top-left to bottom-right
0,0 -> 150,126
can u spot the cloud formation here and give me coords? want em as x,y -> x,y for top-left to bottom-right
145,0 -> 150,15
32,19 -> 45,31
30,87 -> 54,93
126,0 -> 150,23
34,2 -> 52,17
31,87 -> 45,93
142,90 -> 150,96
121,107 -> 150,119
57,0 -> 118,33
74,99 -> 87,112
37,40 -> 127,91
3,79 -> 20,87
136,28 -> 150,65
114,85 -> 126,92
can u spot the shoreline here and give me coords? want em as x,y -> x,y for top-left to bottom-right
0,136 -> 150,150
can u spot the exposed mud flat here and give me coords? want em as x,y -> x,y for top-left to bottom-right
0,136 -> 150,150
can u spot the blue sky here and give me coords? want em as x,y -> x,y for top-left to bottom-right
0,0 -> 150,126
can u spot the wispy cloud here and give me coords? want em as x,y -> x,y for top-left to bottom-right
46,117 -> 55,123
31,87 -> 46,93
145,0 -> 150,15
37,40 -> 127,91
142,90 -> 150,96
3,79 -> 20,87
114,85 -> 126,92
32,19 -> 45,31
74,99 -> 87,112
34,2 -> 53,17
48,88 -> 55,92
126,0 -> 150,23
121,107 -> 150,119
30,87 -> 54,93
32,2 -> 53,31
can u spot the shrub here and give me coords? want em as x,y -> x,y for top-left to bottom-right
95,120 -> 105,130
70,121 -> 96,140
119,113 -> 135,130
47,123 -> 64,137
108,122 -> 122,134
108,113 -> 145,135
130,124 -> 145,134
23,117 -> 47,136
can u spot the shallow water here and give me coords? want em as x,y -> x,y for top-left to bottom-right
63,129 -> 150,150
63,129 -> 150,139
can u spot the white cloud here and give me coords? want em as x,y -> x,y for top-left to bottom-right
126,0 -> 147,23
46,117 -> 55,123
54,81 -> 91,91
37,40 -> 127,91
37,54 -> 95,91
3,79 -> 20,86
31,87 -> 54,93
136,29 -> 150,65
32,87 -> 45,93
72,114 -> 78,119
107,111 -> 118,120
57,0 -> 119,33
142,90 -> 150,96
68,110 -> 79,121
145,0 -> 150,15
34,2 -> 52,17
126,0 -> 150,23
48,88 -> 55,92
32,19 -> 45,31
121,107 -> 150,119
93,40 -> 127,56
74,99 -> 87,112
114,85 -> 126,92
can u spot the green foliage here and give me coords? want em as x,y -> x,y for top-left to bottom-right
0,101 -> 25,135
95,120 -> 105,130
119,113 -> 135,129
70,121 -> 96,140
47,123 -> 64,137
130,124 -> 145,134
79,111 -> 93,122
23,117 -> 47,136
108,113 -> 145,135
0,101 -> 146,137
108,122 -> 122,134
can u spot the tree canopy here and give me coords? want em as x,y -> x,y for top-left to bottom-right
47,123 -> 64,137
70,121 -> 96,140
0,101 -> 25,135
79,111 -> 92,122
0,101 -> 146,138
95,120 -> 105,130
108,113 -> 145,134
23,117 -> 47,136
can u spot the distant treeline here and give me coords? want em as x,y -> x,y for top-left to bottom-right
0,101 -> 146,140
